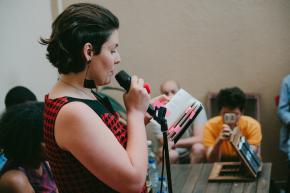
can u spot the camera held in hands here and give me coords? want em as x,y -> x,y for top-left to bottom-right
223,113 -> 237,125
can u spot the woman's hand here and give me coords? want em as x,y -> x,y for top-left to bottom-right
123,75 -> 150,115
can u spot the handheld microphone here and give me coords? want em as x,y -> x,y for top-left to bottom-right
115,70 -> 151,93
115,70 -> 155,116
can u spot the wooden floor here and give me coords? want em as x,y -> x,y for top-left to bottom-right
167,163 -> 272,193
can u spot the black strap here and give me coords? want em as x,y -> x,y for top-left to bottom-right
91,90 -> 115,114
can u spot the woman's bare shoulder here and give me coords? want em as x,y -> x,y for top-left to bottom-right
59,100 -> 96,116
55,100 -> 105,150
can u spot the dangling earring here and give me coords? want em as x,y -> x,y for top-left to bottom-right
83,58 -> 96,89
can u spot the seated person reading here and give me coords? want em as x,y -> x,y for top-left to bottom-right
204,87 -> 262,162
149,80 -> 207,164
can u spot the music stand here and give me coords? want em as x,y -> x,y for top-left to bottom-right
153,106 -> 173,193
208,127 -> 262,181
148,89 -> 204,192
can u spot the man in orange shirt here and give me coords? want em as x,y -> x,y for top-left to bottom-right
203,87 -> 262,162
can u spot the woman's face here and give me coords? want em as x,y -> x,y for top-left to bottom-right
89,29 -> 121,86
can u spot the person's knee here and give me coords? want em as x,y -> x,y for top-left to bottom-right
169,149 -> 179,163
157,147 -> 179,164
192,143 -> 205,155
191,143 -> 206,163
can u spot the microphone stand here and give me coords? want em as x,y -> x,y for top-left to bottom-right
152,106 -> 173,193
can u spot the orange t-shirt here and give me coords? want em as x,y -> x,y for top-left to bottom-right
203,115 -> 262,160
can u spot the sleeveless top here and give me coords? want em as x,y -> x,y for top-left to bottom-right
21,162 -> 57,193
43,94 -> 147,193
0,161 -> 57,193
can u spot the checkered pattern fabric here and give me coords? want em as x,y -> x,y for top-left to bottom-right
44,95 -> 147,193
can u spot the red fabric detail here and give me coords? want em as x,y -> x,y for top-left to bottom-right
101,113 -> 127,147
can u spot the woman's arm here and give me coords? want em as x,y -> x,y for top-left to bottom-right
55,76 -> 150,193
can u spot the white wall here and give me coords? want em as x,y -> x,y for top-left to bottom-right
0,0 -> 57,112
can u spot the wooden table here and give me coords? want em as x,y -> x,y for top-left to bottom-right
167,163 -> 271,193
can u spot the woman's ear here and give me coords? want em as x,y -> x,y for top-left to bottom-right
83,43 -> 93,63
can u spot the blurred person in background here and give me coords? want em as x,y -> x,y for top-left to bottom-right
204,87 -> 262,162
148,80 -> 207,164
0,102 -> 57,193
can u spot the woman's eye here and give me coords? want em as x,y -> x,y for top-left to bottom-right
111,50 -> 116,54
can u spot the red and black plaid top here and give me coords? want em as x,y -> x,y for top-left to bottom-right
44,94 -> 147,193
